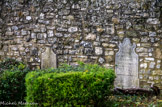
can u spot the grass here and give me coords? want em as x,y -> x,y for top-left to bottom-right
106,94 -> 162,107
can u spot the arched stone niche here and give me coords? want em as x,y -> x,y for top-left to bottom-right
115,38 -> 139,89
41,47 -> 57,69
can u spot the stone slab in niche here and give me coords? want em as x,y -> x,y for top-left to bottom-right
115,38 -> 139,89
41,47 -> 57,69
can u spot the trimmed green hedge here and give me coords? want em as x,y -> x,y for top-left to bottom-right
0,58 -> 29,102
25,63 -> 115,106
0,69 -> 29,102
0,58 -> 26,73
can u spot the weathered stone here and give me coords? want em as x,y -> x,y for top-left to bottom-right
66,15 -> 74,20
93,42 -> 100,46
41,47 -> 57,69
12,26 -> 18,31
141,43 -> 151,47
141,37 -> 149,42
155,48 -> 162,59
115,38 -> 139,88
156,64 -> 161,69
48,38 -> 57,44
68,27 -> 78,33
14,51 -> 19,56
126,21 -> 132,29
95,47 -> 103,55
57,27 -> 67,32
149,32 -> 156,37
37,33 -> 47,39
112,17 -> 119,24
38,20 -> 50,25
47,30 -> 54,37
26,16 -> 32,20
31,33 -> 36,38
98,57 -> 105,64
140,32 -> 148,36
73,44 -> 79,49
132,38 -> 140,42
105,56 -> 113,62
102,43 -> 109,47
97,27 -> 104,33
11,46 -> 18,51
145,58 -> 154,61
80,41 -> 92,48
38,40 -> 46,44
126,31 -> 137,37
64,34 -> 71,37
117,30 -> 124,37
107,10 -> 113,13
149,53 -> 152,56
21,30 -> 27,36
85,33 -> 96,41
136,48 -> 148,53
105,50 -> 114,55
0,51 -> 4,55
84,48 -> 93,55
69,50 -> 77,54
139,53 -> 148,57
30,47 -> 38,56
5,32 -> 13,36
40,27 -> 46,33
147,18 -> 160,24
149,62 -> 155,69
40,13 -> 45,19
55,33 -> 63,37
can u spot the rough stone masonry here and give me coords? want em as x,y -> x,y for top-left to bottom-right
0,0 -> 161,89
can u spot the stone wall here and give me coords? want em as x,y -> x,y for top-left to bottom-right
0,0 -> 161,89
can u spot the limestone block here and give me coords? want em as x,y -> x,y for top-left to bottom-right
57,27 -> 67,32
66,15 -> 74,20
149,62 -> 155,69
97,27 -> 104,33
145,58 -> 154,61
80,41 -> 92,48
40,13 -> 45,19
26,16 -> 32,20
84,48 -> 93,55
55,33 -> 63,37
147,18 -> 160,24
140,63 -> 147,69
149,32 -> 156,37
68,27 -> 78,33
155,48 -> 162,59
21,30 -> 27,36
31,33 -> 36,38
5,32 -> 13,36
105,50 -> 114,55
102,43 -> 109,47
95,47 -> 103,55
98,57 -> 105,64
37,33 -> 47,39
47,30 -> 54,37
136,47 -> 148,53
112,17 -> 119,24
85,33 -> 96,41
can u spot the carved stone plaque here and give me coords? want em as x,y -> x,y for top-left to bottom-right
115,38 -> 139,88
41,47 -> 57,69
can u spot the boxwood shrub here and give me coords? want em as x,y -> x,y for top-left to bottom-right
0,69 -> 29,102
0,58 -> 26,72
0,58 -> 29,102
25,63 -> 115,107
